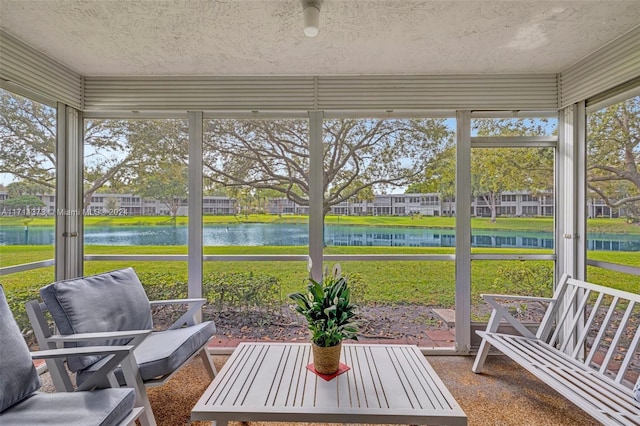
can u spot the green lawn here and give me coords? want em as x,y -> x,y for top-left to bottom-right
3,244 -> 639,297
3,243 -> 640,333
0,245 -> 55,266
3,215 -> 640,331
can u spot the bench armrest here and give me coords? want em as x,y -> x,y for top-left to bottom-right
481,294 -> 555,303
149,298 -> 206,329
480,294 -> 544,339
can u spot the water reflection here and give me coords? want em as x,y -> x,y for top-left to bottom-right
1,224 -> 639,251
82,226 -> 188,246
0,226 -> 55,245
327,226 -> 556,249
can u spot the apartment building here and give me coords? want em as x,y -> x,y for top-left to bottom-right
0,190 -> 624,218
322,192 -> 554,218
0,192 -> 236,216
267,198 -> 310,215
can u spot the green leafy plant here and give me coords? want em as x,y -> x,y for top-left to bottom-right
288,265 -> 358,347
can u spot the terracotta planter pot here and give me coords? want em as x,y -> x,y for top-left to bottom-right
311,342 -> 342,374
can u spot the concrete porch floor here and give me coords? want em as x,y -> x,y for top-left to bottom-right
425,355 -> 599,426
38,350 -> 599,425
179,354 -> 598,425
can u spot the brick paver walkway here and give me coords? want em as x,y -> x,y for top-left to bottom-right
208,328 -> 456,348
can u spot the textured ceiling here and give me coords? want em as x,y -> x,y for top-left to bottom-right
1,0 -> 639,76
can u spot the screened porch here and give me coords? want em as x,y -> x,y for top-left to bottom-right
1,1 -> 640,424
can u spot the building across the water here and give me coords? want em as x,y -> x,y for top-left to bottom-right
0,190 -> 625,218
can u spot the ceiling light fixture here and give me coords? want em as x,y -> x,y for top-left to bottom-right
301,0 -> 321,37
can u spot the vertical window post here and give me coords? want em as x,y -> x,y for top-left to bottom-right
188,111 -> 204,315
557,103 -> 587,280
309,111 -> 324,280
455,110 -> 472,353
55,103 -> 83,280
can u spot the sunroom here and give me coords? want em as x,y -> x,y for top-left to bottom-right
1,1 -> 640,423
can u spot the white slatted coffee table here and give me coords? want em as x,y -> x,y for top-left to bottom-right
192,342 -> 467,425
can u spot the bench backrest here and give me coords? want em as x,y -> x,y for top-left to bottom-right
539,274 -> 640,391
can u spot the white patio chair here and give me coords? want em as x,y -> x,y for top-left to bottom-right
26,267 -> 217,426
0,285 -> 147,426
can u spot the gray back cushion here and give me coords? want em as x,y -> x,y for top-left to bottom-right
39,268 -> 152,372
0,285 -> 40,412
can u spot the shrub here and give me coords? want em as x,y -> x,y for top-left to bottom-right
139,270 -> 282,322
5,286 -> 41,335
492,263 -> 554,298
203,272 -> 281,313
490,263 -> 554,319
138,271 -> 188,300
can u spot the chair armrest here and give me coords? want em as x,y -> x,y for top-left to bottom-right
31,345 -> 135,360
32,345 -> 137,391
149,298 -> 206,329
150,298 -> 206,306
47,330 -> 151,347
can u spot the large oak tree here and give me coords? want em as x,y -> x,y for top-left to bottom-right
408,118 -> 554,222
1,89 -> 189,210
0,90 -> 56,190
472,119 -> 554,222
0,90 -> 138,208
203,118 -> 452,216
587,96 -> 640,221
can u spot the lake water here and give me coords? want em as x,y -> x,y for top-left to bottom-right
1,223 -> 640,251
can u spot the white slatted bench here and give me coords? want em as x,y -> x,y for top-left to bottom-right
473,274 -> 640,426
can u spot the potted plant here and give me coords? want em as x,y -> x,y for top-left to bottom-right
289,264 -> 358,374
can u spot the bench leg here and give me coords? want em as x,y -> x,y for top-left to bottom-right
200,346 -> 218,379
472,339 -> 491,373
472,309 -> 500,373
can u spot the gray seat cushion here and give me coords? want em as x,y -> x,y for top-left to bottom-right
0,388 -> 135,426
39,268 -> 153,372
0,286 -> 40,412
77,321 -> 216,386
